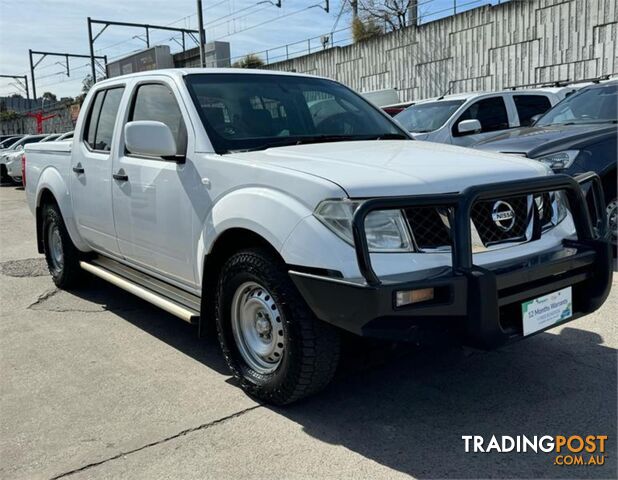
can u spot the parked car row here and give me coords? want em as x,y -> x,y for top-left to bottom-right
384,80 -> 617,244
476,81 -> 617,244
392,87 -> 578,146
0,131 -> 73,184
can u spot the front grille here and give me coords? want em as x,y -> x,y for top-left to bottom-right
405,206 -> 452,249
405,194 -> 557,251
471,195 -> 529,245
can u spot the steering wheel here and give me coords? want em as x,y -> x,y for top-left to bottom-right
316,112 -> 362,135
211,122 -> 240,137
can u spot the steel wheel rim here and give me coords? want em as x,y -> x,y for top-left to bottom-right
47,223 -> 64,273
231,281 -> 285,374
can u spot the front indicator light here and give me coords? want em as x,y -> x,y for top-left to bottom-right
395,288 -> 435,307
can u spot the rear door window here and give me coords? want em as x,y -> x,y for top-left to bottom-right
513,95 -> 552,126
83,87 -> 125,152
453,97 -> 509,136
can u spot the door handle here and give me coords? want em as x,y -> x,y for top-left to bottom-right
72,164 -> 84,174
112,170 -> 128,182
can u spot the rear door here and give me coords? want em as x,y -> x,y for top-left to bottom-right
70,86 -> 125,255
450,96 -> 511,146
512,94 -> 553,127
111,79 -> 196,287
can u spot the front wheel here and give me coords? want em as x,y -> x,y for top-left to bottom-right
42,203 -> 83,288
215,248 -> 340,405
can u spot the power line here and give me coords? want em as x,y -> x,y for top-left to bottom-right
207,4 -> 273,34
215,3 -> 325,40
7,0 -> 501,98
128,0 -> 254,48
166,0 -> 230,26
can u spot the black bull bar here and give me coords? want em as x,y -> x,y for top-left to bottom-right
352,172 -> 608,287
291,172 -> 612,349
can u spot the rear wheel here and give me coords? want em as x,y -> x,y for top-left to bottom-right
42,203 -> 83,288
215,248 -> 340,405
0,165 -> 9,184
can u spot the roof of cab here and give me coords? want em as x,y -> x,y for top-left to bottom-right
94,67 -> 328,87
411,88 -> 560,104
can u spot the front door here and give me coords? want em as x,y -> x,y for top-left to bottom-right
111,80 -> 196,287
70,86 -> 125,255
450,96 -> 511,147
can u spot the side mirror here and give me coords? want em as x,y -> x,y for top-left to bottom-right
457,119 -> 482,135
124,121 -> 178,159
529,114 -> 542,126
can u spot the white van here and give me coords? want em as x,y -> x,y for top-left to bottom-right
361,88 -> 400,107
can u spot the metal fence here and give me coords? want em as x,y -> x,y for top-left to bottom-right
232,0 -> 509,67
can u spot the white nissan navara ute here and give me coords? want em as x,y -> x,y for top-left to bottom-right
24,69 -> 612,404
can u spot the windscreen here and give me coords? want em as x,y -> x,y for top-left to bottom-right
0,137 -> 20,148
394,100 -> 465,133
536,83 -> 618,126
11,136 -> 45,149
185,73 -> 406,153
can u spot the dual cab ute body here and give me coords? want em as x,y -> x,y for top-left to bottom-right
25,69 -> 612,404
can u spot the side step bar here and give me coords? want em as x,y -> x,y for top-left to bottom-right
79,260 -> 200,324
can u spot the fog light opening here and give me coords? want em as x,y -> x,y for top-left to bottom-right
395,288 -> 435,307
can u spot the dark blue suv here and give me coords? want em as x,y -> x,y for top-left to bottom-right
475,81 -> 617,244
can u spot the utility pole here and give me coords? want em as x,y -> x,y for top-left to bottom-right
0,74 -> 29,100
196,0 -> 206,67
29,50 -> 37,100
409,0 -> 419,25
87,17 -> 97,82
86,18 -> 199,81
350,0 -> 358,19
28,50 -> 106,100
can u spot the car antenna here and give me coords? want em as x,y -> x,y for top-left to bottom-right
437,82 -> 453,100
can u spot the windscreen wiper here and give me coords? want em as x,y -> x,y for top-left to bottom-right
294,133 -> 409,144
553,120 -> 617,126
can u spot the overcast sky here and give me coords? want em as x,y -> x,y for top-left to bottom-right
0,0 -> 496,99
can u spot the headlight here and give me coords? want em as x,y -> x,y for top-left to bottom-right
536,150 -> 579,171
535,191 -> 569,228
314,200 -> 414,252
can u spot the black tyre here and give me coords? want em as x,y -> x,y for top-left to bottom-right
0,165 -> 9,184
42,203 -> 83,288
215,248 -> 340,405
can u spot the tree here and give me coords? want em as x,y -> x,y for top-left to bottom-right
232,54 -> 265,69
352,16 -> 383,42
81,74 -> 94,96
75,74 -> 95,105
10,93 -> 23,99
0,111 -> 18,121
351,1 -> 416,31
42,91 -> 57,102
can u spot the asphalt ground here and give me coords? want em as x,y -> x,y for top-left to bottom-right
1,184 -> 616,480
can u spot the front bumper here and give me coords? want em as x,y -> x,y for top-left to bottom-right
6,157 -> 21,178
290,173 -> 613,349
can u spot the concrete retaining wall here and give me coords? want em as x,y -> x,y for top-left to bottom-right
265,0 -> 617,101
